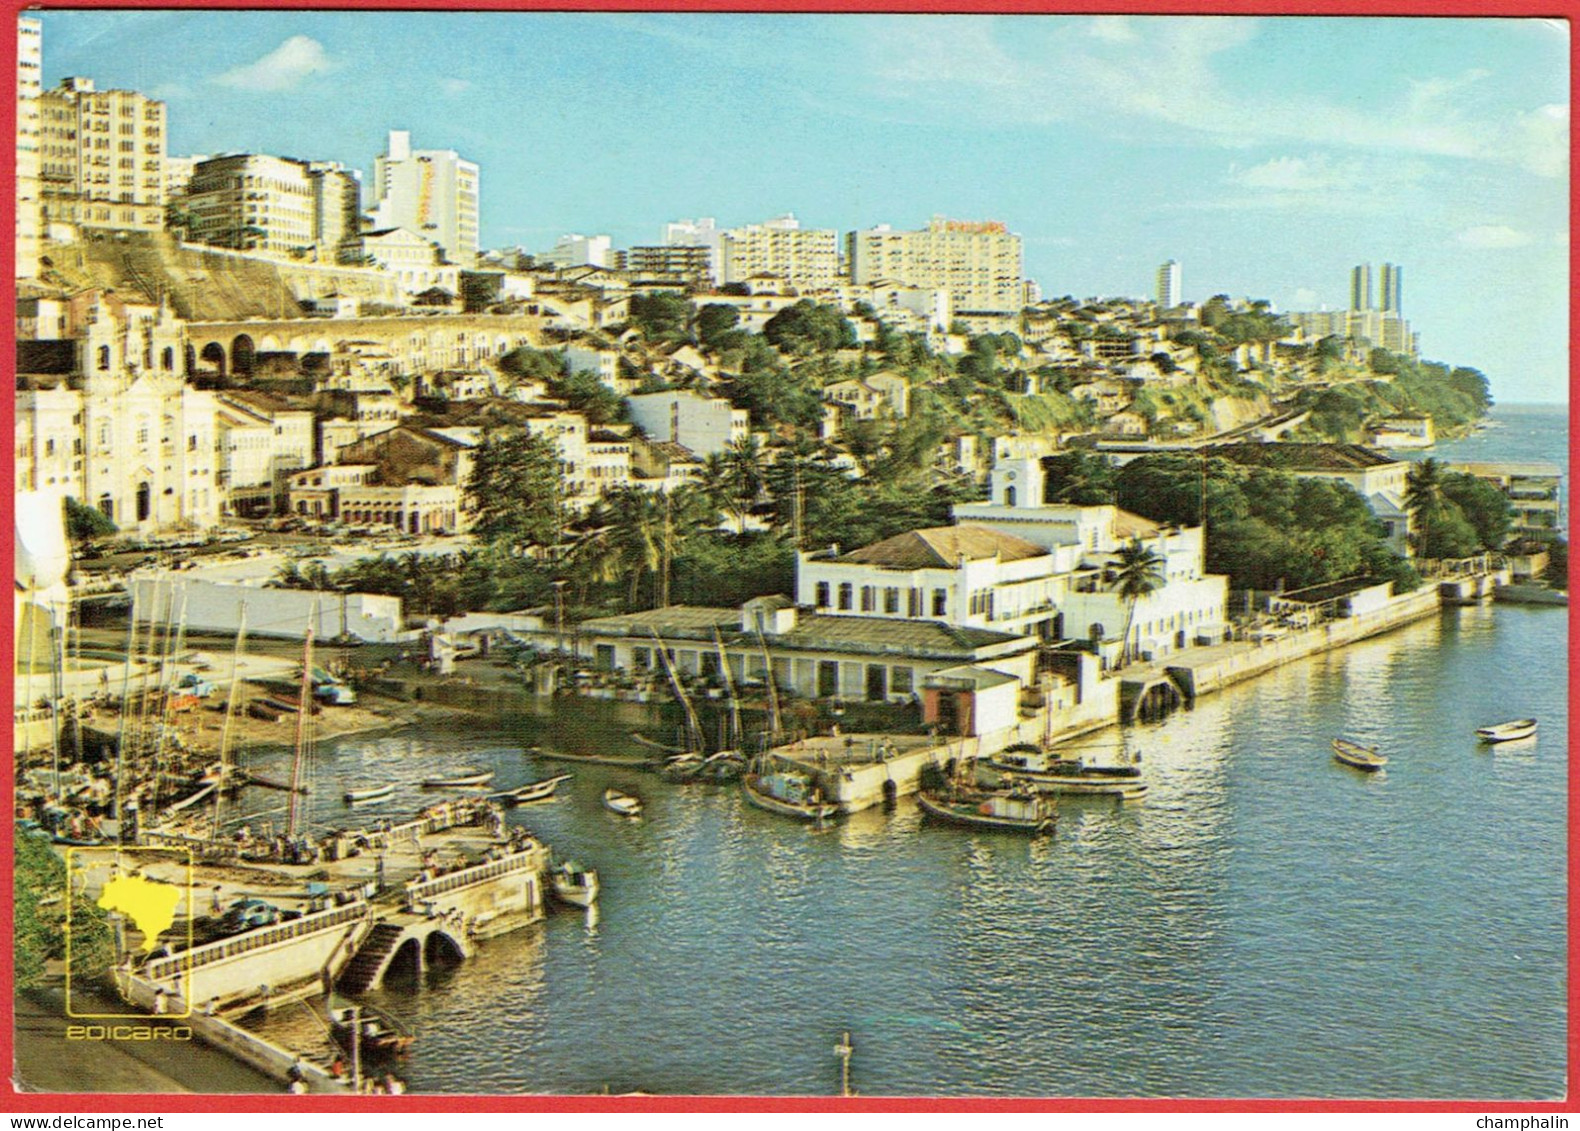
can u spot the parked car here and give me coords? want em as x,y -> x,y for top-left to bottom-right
219,899 -> 281,932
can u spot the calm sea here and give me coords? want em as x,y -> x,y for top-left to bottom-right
245,405 -> 1569,1099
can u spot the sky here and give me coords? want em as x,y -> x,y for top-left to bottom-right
35,10 -> 1571,404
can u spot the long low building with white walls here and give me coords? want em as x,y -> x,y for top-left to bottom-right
130,576 -> 407,642
573,597 -> 1038,708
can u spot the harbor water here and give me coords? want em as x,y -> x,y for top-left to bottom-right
242,404 -> 1568,1099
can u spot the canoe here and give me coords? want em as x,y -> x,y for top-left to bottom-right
1475,718 -> 1537,743
495,773 -> 571,804
1332,737 -> 1387,771
421,769 -> 494,789
535,748 -> 662,770
917,787 -> 1054,834
344,783 -> 395,804
550,861 -> 601,908
603,787 -> 643,817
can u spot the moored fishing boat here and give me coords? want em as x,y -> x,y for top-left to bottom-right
495,773 -> 571,804
1332,737 -> 1387,771
742,770 -> 839,822
603,786 -> 643,817
917,785 -> 1055,834
550,860 -> 601,907
421,768 -> 494,789
343,782 -> 396,805
986,744 -> 1147,798
1475,718 -> 1537,743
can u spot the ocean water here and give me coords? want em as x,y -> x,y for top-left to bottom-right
240,405 -> 1568,1099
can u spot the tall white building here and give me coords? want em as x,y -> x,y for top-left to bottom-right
39,76 -> 166,233
15,16 -> 41,278
1349,263 -> 1372,312
544,233 -> 611,269
1379,262 -> 1403,314
847,217 -> 1024,314
717,214 -> 839,292
1156,259 -> 1181,308
368,129 -> 479,267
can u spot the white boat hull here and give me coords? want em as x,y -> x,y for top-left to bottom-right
1476,719 -> 1537,743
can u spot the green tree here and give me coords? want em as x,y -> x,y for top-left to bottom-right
696,303 -> 741,349
1405,458 -> 1445,559
702,436 -> 768,534
1113,538 -> 1166,666
1441,472 -> 1513,552
64,496 -> 116,543
629,292 -> 693,345
763,301 -> 856,355
466,430 -> 565,554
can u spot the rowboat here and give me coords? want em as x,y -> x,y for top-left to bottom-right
421,768 -> 494,789
1331,737 -> 1387,771
495,773 -> 571,804
1475,718 -> 1537,743
917,786 -> 1054,835
742,771 -> 839,822
550,860 -> 601,908
343,783 -> 396,805
602,786 -> 643,817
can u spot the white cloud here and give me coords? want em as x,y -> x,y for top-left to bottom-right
213,36 -> 333,92
1457,225 -> 1534,248
1228,156 -> 1358,193
1087,17 -> 1137,43
1293,288 -> 1320,307
439,78 -> 473,96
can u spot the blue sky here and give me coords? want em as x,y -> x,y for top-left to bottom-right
37,10 -> 1570,403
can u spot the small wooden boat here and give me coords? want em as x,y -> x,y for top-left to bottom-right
603,786 -> 643,817
550,860 -> 600,908
343,783 -> 396,805
986,744 -> 1146,798
535,748 -> 662,770
918,786 -> 1055,835
659,753 -> 705,782
1332,737 -> 1387,771
742,771 -> 839,822
421,768 -> 494,789
495,773 -> 571,804
1475,718 -> 1537,743
329,1005 -> 414,1059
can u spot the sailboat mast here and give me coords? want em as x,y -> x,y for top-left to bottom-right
712,627 -> 742,751
650,629 -> 702,753
287,625 -> 314,838
210,603 -> 248,841
754,625 -> 782,746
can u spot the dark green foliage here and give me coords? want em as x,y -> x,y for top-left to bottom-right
1112,455 -> 1415,592
696,303 -> 741,349
1043,452 -> 1118,505
763,301 -> 856,355
546,368 -> 624,425
465,430 -> 565,554
1441,472 -> 1513,551
669,531 -> 796,607
15,835 -> 113,991
64,496 -> 116,542
629,292 -> 694,345
498,345 -> 567,384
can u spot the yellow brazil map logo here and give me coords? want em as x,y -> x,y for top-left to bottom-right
67,848 -> 194,1019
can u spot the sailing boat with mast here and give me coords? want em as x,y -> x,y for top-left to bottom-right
648,629 -> 709,782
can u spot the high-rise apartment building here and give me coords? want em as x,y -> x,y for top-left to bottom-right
1156,259 -> 1181,308
16,17 -> 41,278
847,217 -> 1024,314
1379,262 -> 1402,314
305,160 -> 361,262
717,214 -> 839,292
39,76 -> 166,233
368,130 -> 479,267
186,154 -> 317,255
1349,263 -> 1373,312
618,244 -> 715,288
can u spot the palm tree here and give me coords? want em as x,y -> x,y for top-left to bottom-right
1405,458 -> 1445,560
1113,538 -> 1166,667
703,436 -> 768,534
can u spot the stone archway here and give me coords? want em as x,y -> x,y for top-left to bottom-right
199,342 -> 227,377
230,334 -> 256,378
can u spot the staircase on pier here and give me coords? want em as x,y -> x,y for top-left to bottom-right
336,922 -> 406,994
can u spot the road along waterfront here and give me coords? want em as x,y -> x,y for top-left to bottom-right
242,595 -> 1566,1099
